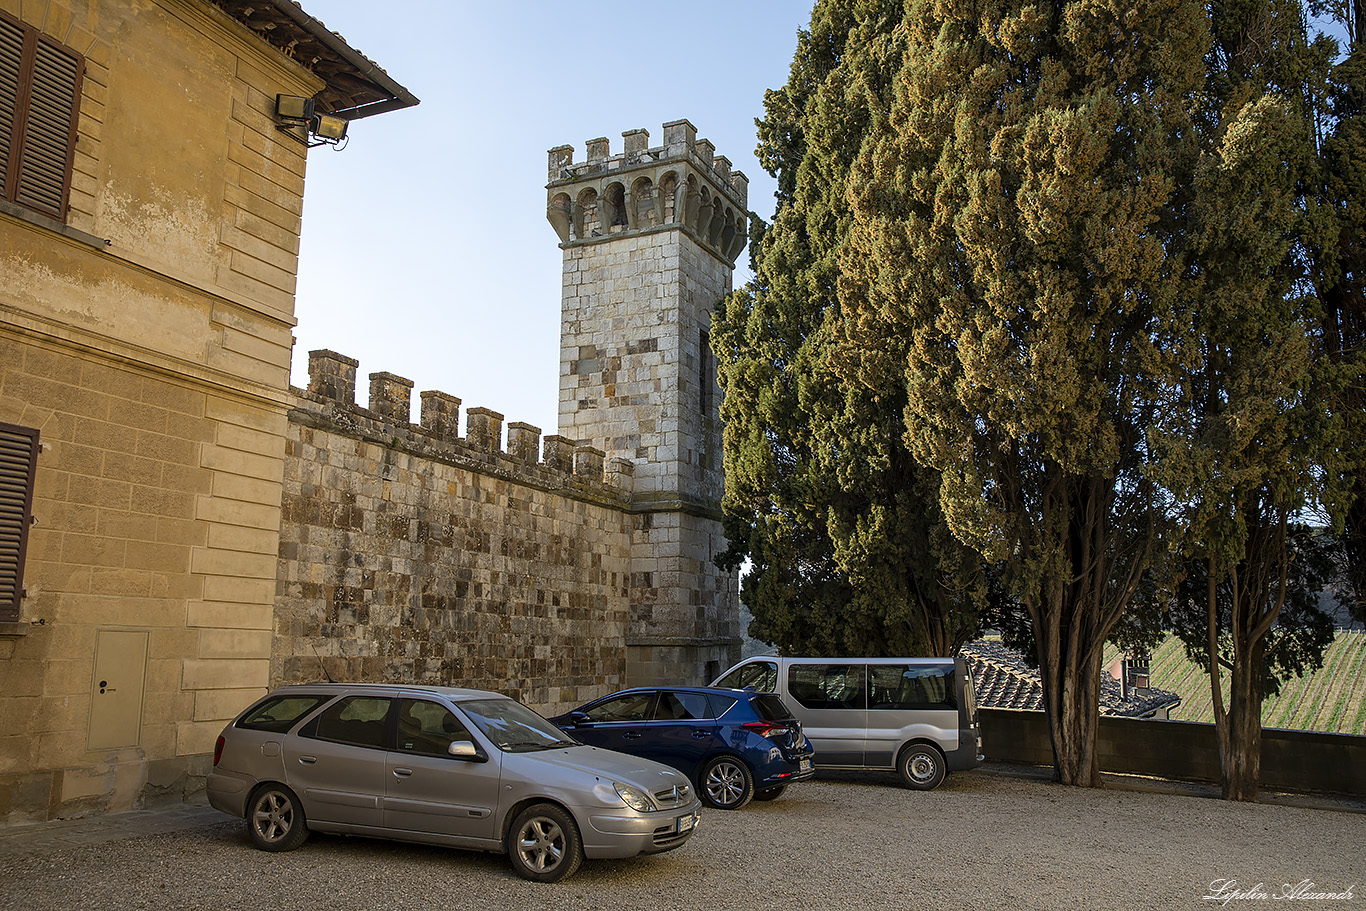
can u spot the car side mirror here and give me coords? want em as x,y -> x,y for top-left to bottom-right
568,711 -> 591,726
448,740 -> 483,761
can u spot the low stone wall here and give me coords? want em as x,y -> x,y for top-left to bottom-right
980,708 -> 1366,796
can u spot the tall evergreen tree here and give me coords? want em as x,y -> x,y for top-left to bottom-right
1154,83 -> 1341,799
1320,5 -> 1366,624
839,0 -> 1209,786
712,0 -> 984,658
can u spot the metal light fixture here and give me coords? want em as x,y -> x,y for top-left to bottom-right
275,93 -> 312,121
275,94 -> 349,148
312,112 -> 348,142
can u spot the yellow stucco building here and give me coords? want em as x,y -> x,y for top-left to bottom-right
0,0 -> 414,824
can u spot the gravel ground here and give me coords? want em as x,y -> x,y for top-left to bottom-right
0,768 -> 1361,911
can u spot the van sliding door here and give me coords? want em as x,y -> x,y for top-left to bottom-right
784,663 -> 867,766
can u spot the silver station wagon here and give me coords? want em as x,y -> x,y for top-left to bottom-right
207,683 -> 702,882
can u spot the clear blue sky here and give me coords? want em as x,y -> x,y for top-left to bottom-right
292,2 -> 816,439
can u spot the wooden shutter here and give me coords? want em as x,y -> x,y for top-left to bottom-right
0,423 -> 39,621
0,16 -> 21,192
0,11 -> 83,220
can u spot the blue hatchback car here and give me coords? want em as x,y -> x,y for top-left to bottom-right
549,686 -> 815,810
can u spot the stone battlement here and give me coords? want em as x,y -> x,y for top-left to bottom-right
545,120 -> 749,265
299,350 -> 632,499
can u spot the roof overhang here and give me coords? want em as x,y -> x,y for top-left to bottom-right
208,0 -> 419,119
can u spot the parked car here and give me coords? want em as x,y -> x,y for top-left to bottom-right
711,656 -> 981,790
207,683 -> 701,882
548,686 -> 815,810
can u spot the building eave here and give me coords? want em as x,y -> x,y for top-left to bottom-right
206,0 -> 419,119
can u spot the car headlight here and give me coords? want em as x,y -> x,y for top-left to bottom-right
614,782 -> 657,812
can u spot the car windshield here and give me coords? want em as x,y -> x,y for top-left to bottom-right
460,698 -> 581,752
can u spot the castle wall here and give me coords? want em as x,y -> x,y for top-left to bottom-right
273,354 -> 637,714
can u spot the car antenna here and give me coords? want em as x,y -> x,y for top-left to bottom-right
310,641 -> 335,683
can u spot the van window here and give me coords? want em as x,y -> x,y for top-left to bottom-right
715,660 -> 777,693
787,664 -> 866,710
869,663 -> 957,709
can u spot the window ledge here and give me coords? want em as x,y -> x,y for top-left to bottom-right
0,621 -> 32,638
0,199 -> 109,250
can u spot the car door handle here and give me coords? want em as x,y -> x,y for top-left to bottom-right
621,732 -> 642,741
392,768 -> 413,779
691,731 -> 710,739
298,755 -> 317,764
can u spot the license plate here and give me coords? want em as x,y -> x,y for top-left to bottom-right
799,758 -> 812,772
676,813 -> 696,833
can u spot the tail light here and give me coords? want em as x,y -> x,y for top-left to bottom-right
741,721 -> 792,740
213,735 -> 224,767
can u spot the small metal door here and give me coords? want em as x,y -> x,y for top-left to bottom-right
88,629 -> 149,750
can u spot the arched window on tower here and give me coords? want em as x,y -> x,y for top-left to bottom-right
631,176 -> 655,228
660,172 -> 680,222
603,183 -> 627,232
575,187 -> 599,237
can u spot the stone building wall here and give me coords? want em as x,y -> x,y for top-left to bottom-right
274,352 -> 640,714
0,0 -> 334,826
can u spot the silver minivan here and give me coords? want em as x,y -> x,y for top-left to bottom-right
711,656 -> 981,790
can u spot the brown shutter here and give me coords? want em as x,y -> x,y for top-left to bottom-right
0,16 -> 22,195
0,423 -> 39,621
0,12 -> 82,220
14,36 -> 81,217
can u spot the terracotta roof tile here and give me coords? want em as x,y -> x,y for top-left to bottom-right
960,639 -> 1181,717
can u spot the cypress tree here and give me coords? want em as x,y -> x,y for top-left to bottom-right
841,0 -> 1209,786
713,0 -> 985,658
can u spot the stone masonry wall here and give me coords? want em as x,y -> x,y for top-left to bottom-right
559,229 -> 729,509
275,353 -> 638,714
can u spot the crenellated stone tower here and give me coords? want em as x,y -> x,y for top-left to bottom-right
546,119 -> 746,685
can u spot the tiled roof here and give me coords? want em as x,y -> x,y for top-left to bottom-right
961,639 -> 1181,717
207,1 -> 418,118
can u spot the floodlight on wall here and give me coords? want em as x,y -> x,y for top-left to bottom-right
313,113 -> 348,142
275,94 -> 349,149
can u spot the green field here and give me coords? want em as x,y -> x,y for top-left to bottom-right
1104,630 -> 1366,734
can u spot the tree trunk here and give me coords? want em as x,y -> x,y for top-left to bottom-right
1035,591 -> 1107,788
1343,473 -> 1366,626
1206,533 -> 1281,804
1042,651 -> 1104,786
1217,645 -> 1264,801
1030,474 -> 1132,789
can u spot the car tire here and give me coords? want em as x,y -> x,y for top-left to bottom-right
506,803 -> 584,883
701,755 -> 754,810
247,784 -> 310,852
754,785 -> 787,802
897,743 -> 946,791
